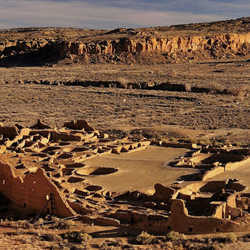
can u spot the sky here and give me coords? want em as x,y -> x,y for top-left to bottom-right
0,0 -> 249,29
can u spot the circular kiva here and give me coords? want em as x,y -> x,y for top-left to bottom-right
90,167 -> 118,176
75,167 -> 118,176
65,162 -> 85,168
67,176 -> 85,183
57,152 -> 73,159
85,185 -> 102,191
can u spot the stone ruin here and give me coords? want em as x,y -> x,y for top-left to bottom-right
0,120 -> 249,234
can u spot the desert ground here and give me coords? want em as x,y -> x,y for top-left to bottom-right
0,61 -> 249,143
0,18 -> 249,249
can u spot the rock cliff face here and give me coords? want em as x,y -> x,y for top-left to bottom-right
57,32 -> 250,63
0,30 -> 249,66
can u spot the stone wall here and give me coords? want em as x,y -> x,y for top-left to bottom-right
0,156 -> 75,217
167,199 -> 244,234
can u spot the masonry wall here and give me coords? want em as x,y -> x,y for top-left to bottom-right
120,198 -> 248,234
0,156 -> 75,217
152,183 -> 176,203
167,199 -> 245,234
211,202 -> 226,219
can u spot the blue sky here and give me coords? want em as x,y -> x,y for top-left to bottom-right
0,0 -> 249,29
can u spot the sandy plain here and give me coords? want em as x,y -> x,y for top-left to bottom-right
0,60 -> 249,146
84,146 -> 194,193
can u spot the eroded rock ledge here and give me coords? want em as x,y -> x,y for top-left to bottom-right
0,17 -> 249,66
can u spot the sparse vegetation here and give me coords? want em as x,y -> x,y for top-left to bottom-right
227,85 -> 249,101
62,231 -> 92,243
207,81 -> 226,94
227,233 -> 237,243
136,231 -> 155,244
166,231 -> 185,241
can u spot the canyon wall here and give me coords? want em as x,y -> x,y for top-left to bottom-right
0,32 -> 249,65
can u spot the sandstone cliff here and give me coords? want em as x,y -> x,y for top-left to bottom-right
0,17 -> 249,66
55,32 -> 250,63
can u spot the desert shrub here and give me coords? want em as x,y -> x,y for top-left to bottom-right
39,233 -> 62,242
207,81 -> 225,94
226,233 -> 237,243
47,217 -> 71,230
49,221 -> 70,230
227,85 -> 249,100
136,231 -> 154,244
16,220 -> 32,229
100,240 -> 121,248
81,232 -> 92,242
62,231 -> 92,243
166,231 -> 185,241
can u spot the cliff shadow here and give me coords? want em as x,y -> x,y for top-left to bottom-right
0,44 -> 63,67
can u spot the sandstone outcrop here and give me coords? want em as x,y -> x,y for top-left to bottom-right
57,33 -> 250,63
0,17 -> 249,66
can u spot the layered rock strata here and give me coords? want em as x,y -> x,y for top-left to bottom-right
0,32 -> 249,65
